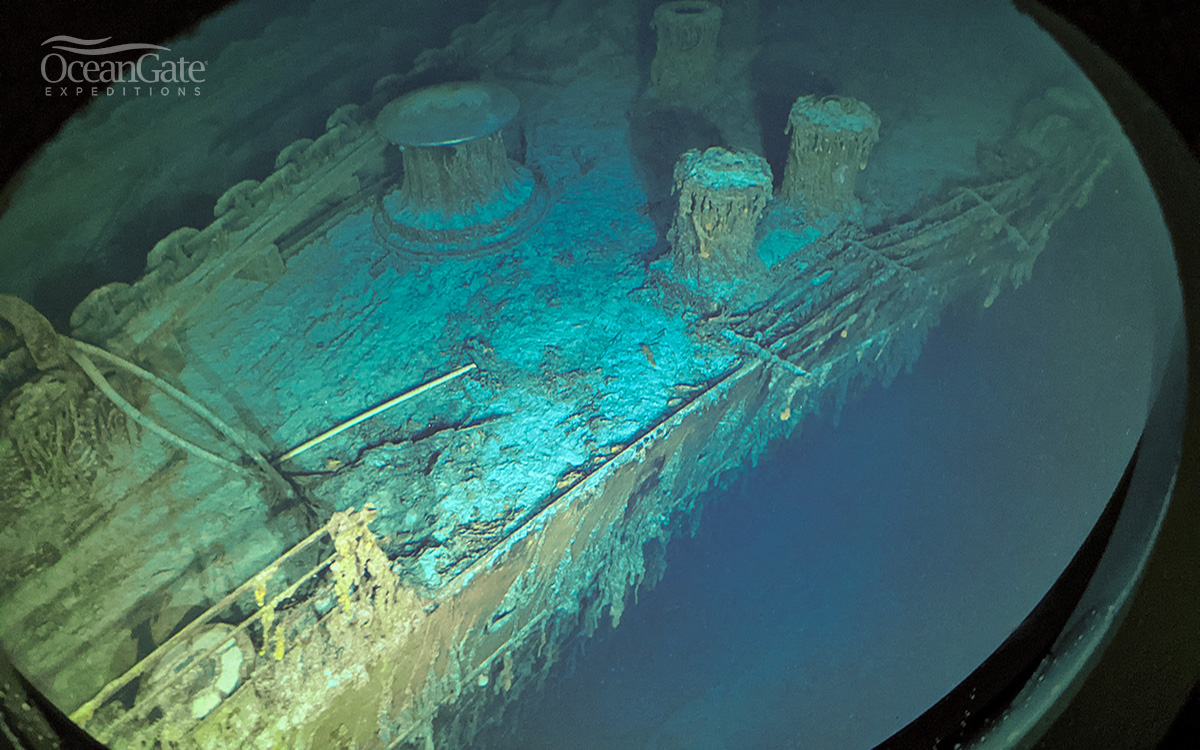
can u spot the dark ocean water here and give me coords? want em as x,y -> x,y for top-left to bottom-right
493,134 -> 1177,749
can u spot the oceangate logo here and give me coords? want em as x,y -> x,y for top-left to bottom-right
41,35 -> 207,97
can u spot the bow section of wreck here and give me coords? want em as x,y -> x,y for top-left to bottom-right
0,37 -> 1112,750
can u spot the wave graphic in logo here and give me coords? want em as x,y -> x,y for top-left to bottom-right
42,35 -> 169,55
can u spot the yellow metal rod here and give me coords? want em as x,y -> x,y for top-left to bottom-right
276,363 -> 477,463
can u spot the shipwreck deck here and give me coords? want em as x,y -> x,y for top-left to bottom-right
0,8 -> 1115,748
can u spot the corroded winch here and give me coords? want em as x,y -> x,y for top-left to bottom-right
374,81 -> 544,256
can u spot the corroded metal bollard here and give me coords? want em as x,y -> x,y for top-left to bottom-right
650,1 -> 723,104
668,147 -> 772,282
781,95 -> 881,218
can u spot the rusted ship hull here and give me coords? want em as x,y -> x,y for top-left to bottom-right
0,14 -> 1113,749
